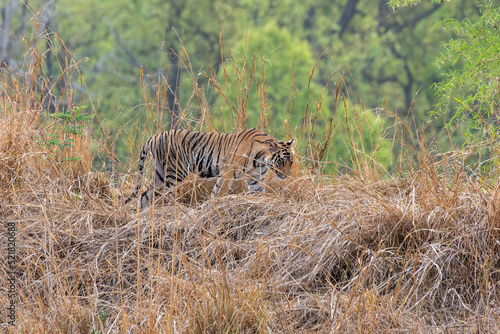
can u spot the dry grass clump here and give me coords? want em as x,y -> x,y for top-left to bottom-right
0,33 -> 96,215
3,160 -> 500,332
168,170 -> 316,206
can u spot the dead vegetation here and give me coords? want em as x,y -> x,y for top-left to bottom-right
1,20 -> 500,334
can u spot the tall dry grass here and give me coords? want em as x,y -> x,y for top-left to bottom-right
1,14 -> 500,334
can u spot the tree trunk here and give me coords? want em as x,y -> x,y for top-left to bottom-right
338,0 -> 360,38
165,45 -> 181,129
0,0 -> 22,67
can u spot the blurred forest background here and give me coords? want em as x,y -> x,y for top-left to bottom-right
1,0 -> 499,174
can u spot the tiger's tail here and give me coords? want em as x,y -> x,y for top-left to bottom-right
124,141 -> 150,204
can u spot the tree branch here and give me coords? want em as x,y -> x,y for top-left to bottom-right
105,18 -> 142,68
337,0 -> 360,38
391,3 -> 442,34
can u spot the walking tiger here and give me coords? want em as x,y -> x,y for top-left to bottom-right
125,128 -> 295,208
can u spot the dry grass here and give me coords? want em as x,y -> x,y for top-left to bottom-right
1,17 -> 500,334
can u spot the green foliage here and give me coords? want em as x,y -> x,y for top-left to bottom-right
388,0 -> 445,7
217,22 -> 322,130
432,2 -> 500,138
390,0 -> 499,142
99,309 -> 108,327
323,104 -> 392,174
37,106 -> 93,162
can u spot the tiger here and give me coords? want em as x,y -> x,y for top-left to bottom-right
125,127 -> 295,209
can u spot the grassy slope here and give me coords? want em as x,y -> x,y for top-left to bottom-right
1,29 -> 500,334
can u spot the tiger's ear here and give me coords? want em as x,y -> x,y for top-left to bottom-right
285,139 -> 296,147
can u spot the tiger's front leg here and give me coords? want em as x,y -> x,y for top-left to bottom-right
246,176 -> 265,193
245,167 -> 268,193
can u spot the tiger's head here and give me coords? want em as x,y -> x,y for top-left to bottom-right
267,138 -> 296,179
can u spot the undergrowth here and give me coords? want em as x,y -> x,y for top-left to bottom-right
0,14 -> 499,334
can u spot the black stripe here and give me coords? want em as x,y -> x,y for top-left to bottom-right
215,134 -> 230,167
181,130 -> 195,149
234,128 -> 259,152
166,174 -> 184,183
191,131 -> 209,150
156,169 -> 164,184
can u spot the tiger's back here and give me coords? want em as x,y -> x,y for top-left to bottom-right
125,128 -> 295,208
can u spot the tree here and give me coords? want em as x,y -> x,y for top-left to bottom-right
390,0 -> 500,141
1,0 -> 31,69
216,22 -> 320,131
433,2 -> 500,139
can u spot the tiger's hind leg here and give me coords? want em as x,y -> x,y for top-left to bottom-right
139,160 -> 168,209
139,172 -> 167,209
139,185 -> 164,209
139,160 -> 185,209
